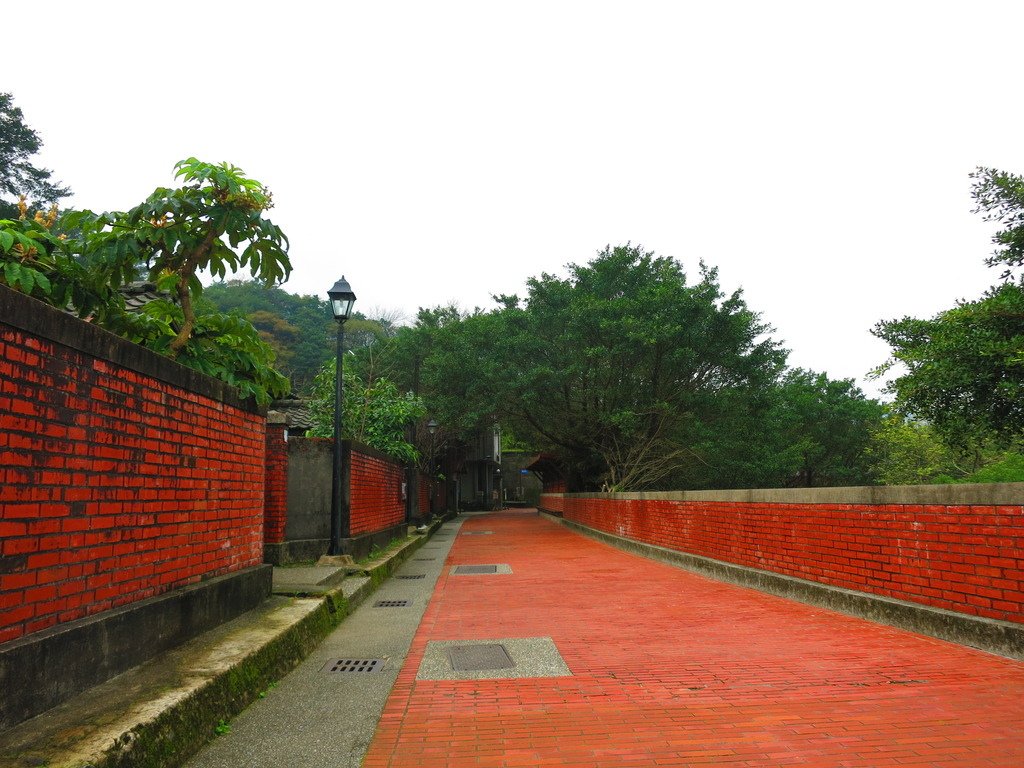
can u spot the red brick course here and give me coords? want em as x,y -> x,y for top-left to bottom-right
0,320 -> 265,645
263,424 -> 288,545
541,494 -> 1024,625
350,447 -> 405,536
418,473 -> 430,517
363,511 -> 1024,767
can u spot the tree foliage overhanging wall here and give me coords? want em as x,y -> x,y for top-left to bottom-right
0,159 -> 292,405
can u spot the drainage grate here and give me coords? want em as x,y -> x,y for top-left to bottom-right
413,558 -> 436,561
323,658 -> 386,674
396,574 -> 426,580
462,531 -> 493,535
374,599 -> 412,608
454,564 -> 498,575
447,644 -> 515,671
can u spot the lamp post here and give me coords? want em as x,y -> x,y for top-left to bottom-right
427,419 -> 438,518
327,276 -> 356,556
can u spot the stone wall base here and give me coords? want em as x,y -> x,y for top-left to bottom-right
0,565 -> 272,731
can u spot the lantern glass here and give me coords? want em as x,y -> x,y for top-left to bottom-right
327,276 -> 356,321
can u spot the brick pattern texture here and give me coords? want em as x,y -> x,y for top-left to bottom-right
541,494 -> 1024,625
418,473 -> 430,516
363,511 -> 1024,768
350,448 -> 405,536
0,323 -> 265,645
263,425 -> 288,545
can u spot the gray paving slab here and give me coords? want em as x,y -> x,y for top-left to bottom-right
416,637 -> 571,681
183,518 -> 464,768
449,563 -> 513,575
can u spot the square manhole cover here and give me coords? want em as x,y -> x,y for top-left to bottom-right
447,644 -> 515,671
453,565 -> 498,574
396,574 -> 426,580
374,600 -> 411,608
323,658 -> 386,674
417,637 -> 570,681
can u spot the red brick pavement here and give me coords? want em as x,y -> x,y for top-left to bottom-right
362,510 -> 1024,767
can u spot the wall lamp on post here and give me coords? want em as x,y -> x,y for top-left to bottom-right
327,275 -> 356,556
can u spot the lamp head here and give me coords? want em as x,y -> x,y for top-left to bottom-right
327,276 -> 356,321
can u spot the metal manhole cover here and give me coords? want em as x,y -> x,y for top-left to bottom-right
323,658 -> 386,674
454,565 -> 498,575
374,600 -> 411,608
396,574 -> 426,580
447,644 -> 515,671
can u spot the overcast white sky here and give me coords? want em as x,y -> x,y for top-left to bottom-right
6,1 -> 1023,397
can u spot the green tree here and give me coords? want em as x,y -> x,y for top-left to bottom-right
678,370 -> 884,489
873,280 -> 1024,447
506,246 -> 787,490
201,280 -> 405,393
865,415 -> 962,485
201,280 -> 333,391
971,166 -> 1024,278
959,451 -> 1024,483
246,309 -> 301,370
306,363 -> 425,463
0,93 -> 70,220
766,369 -> 885,487
67,158 -> 290,354
874,167 -> 1024,449
379,246 -> 786,491
1,160 -> 291,405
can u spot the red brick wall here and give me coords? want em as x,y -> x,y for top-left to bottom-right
418,472 -> 430,516
542,492 -> 1024,625
0,289 -> 266,645
349,446 -> 405,536
263,420 -> 288,545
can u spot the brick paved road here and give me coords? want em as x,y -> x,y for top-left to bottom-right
363,510 -> 1024,767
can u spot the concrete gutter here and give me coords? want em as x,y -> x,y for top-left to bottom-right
544,512 -> 1024,662
0,517 -> 450,768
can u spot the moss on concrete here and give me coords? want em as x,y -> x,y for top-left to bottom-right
80,519 -> 447,768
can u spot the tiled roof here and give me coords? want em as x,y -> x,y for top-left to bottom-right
270,397 -> 314,432
121,282 -> 172,311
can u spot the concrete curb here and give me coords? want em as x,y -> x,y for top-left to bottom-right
0,519 -> 448,768
543,512 -> 1024,662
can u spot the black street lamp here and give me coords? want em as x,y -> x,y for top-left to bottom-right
327,276 -> 356,556
427,419 -> 438,518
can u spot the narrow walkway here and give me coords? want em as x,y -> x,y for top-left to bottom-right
363,510 -> 1024,767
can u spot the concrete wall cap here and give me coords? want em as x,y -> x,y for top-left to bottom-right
552,482 -> 1024,506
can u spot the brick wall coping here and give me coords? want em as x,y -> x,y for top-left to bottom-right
348,439 -> 405,466
551,482 -> 1024,506
290,435 -> 405,468
0,284 -> 262,414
